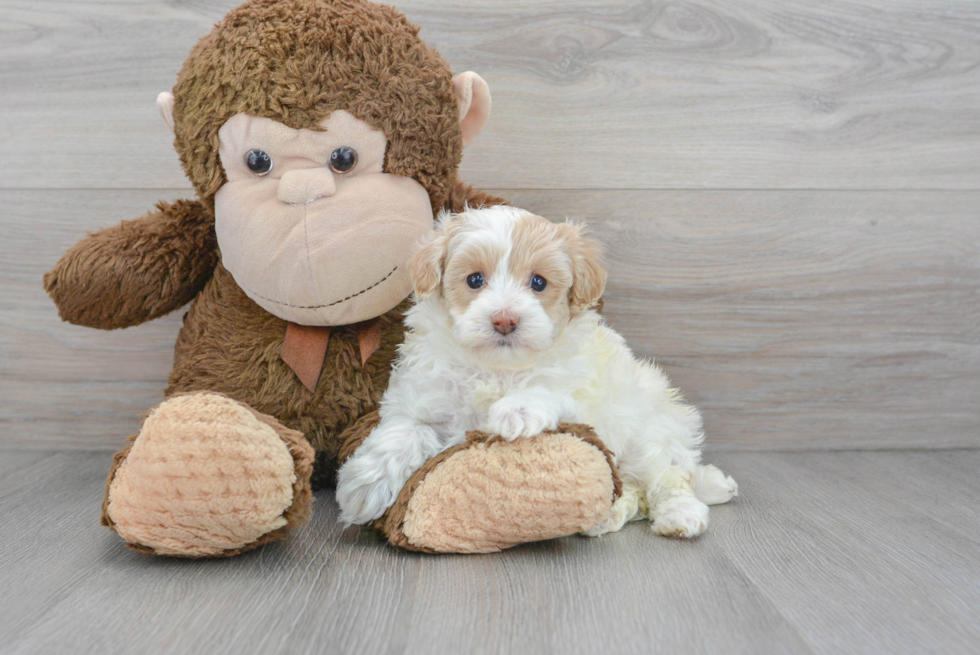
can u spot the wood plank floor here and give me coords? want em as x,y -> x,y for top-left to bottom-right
1,449 -> 978,655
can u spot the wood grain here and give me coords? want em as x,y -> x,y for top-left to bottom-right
3,2 -> 977,652
2,0 -> 979,190
506,189 -> 980,450
712,450 -> 980,655
3,189 -> 976,450
3,450 -> 979,654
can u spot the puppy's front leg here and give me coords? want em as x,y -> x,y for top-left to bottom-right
336,418 -> 442,526
486,387 -> 577,441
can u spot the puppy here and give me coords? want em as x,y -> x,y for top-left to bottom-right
336,206 -> 737,537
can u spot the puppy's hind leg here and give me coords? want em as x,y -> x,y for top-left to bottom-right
646,466 -> 710,539
694,463 -> 738,505
582,479 -> 644,537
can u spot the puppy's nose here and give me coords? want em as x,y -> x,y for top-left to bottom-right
491,310 -> 520,335
277,168 -> 336,204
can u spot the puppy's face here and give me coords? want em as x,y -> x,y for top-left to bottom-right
409,206 -> 606,366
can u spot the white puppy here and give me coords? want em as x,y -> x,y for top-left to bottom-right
336,206 -> 737,537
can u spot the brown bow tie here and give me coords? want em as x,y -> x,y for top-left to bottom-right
280,318 -> 382,392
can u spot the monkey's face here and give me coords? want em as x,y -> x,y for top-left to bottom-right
162,0 -> 494,326
214,111 -> 433,326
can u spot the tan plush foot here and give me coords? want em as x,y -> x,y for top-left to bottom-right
379,424 -> 621,553
102,392 -> 314,557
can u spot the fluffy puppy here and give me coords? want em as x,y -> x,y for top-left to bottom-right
336,206 -> 737,537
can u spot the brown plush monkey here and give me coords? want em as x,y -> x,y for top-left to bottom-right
45,0 -> 620,557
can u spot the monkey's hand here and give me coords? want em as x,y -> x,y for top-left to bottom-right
44,199 -> 217,330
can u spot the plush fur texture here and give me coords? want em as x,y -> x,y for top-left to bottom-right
44,199 -> 217,330
47,0 -> 621,557
213,110 -> 435,326
172,0 -> 464,212
103,393 -> 314,557
337,207 -> 737,536
43,0 -> 497,474
167,265 -> 409,462
336,412 -> 623,552
386,425 -> 621,553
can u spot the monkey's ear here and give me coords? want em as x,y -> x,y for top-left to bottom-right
452,72 -> 491,147
157,92 -> 175,133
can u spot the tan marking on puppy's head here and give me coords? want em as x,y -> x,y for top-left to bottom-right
442,234 -> 504,316
555,222 -> 607,312
408,206 -> 606,366
407,211 -> 505,312
407,228 -> 449,300
509,212 -> 576,328
511,213 -> 607,315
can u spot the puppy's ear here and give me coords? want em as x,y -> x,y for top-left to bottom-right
560,223 -> 607,312
408,229 -> 448,299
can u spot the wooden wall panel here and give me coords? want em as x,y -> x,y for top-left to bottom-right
3,189 -> 976,449
2,0 -> 976,449
1,0 -> 978,190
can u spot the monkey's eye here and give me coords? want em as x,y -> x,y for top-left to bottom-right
466,272 -> 484,289
244,149 -> 273,176
530,275 -> 547,292
329,146 -> 357,173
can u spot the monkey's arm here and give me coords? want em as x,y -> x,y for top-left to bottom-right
447,180 -> 508,213
44,199 -> 218,330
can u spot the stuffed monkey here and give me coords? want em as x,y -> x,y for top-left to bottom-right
45,0 -> 621,557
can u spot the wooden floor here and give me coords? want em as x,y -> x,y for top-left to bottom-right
0,449 -> 977,655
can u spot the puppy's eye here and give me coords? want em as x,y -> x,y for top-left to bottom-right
466,272 -> 484,289
329,146 -> 357,173
245,149 -> 273,176
530,275 -> 547,292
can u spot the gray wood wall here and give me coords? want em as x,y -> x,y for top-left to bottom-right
2,0 -> 978,450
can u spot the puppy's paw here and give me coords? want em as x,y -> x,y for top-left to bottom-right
652,495 -> 709,539
583,509 -> 632,538
487,396 -> 560,441
583,480 -> 643,537
335,455 -> 400,526
694,464 -> 738,505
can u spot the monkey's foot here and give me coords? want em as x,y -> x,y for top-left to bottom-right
102,392 -> 314,557
377,423 -> 621,553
